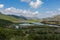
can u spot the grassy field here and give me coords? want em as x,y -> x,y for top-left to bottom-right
0,13 -> 21,23
0,13 -> 42,23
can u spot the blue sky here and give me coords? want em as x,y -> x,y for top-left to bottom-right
0,0 -> 60,18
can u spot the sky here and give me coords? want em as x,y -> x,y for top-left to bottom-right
0,0 -> 60,18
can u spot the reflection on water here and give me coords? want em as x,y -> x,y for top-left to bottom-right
15,22 -> 60,29
19,22 -> 44,26
48,25 -> 60,27
32,22 -> 44,25
19,24 -> 33,26
19,22 -> 60,27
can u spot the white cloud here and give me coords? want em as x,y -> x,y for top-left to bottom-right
45,11 -> 55,17
45,10 -> 60,17
23,10 -> 30,14
21,0 -> 31,2
2,7 -> 60,18
0,4 -> 4,8
58,8 -> 60,11
1,7 -> 40,17
4,7 -> 22,13
33,11 -> 39,15
21,0 -> 43,9
1,7 -> 23,15
29,0 -> 43,8
22,10 -> 40,17
46,11 -> 54,14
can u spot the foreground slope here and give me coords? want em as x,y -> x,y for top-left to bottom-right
0,12 -> 21,23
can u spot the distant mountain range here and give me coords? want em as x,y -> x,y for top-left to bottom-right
0,12 -> 21,23
42,15 -> 60,21
0,12 -> 60,27
1,12 -> 60,22
8,15 -> 27,20
0,12 -> 40,23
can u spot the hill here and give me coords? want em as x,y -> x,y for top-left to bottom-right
0,12 -> 39,23
42,15 -> 60,21
0,12 -> 41,23
0,12 -> 18,22
8,15 -> 27,20
41,15 -> 60,25
0,19 -> 13,27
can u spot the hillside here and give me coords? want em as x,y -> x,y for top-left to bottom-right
52,15 -> 60,21
8,15 -> 27,20
41,15 -> 60,25
0,12 -> 21,23
42,15 -> 60,21
0,19 -> 13,27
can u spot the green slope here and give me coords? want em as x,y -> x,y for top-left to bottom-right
0,13 -> 21,23
0,19 -> 13,27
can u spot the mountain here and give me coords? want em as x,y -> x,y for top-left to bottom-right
0,12 -> 41,23
8,15 -> 27,20
52,15 -> 60,21
0,12 -> 20,23
42,15 -> 60,21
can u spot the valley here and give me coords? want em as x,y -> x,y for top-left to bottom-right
0,12 -> 60,40
0,0 -> 60,40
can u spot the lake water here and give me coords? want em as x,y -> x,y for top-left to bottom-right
19,22 -> 60,27
19,22 -> 44,26
15,22 -> 60,29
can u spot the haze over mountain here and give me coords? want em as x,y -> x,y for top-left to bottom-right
8,15 -> 27,20
42,15 -> 60,21
0,12 -> 41,22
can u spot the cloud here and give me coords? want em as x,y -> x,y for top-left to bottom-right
29,0 -> 43,8
45,11 -> 55,17
21,0 -> 31,2
1,7 -> 23,15
0,4 -> 4,8
22,10 -> 30,14
22,10 -> 40,17
33,11 -> 39,15
2,7 -> 60,18
1,7 -> 40,17
46,11 -> 52,13
21,0 -> 43,9
58,8 -> 60,11
45,9 -> 60,17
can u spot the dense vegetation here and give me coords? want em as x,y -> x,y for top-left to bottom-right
0,19 -> 13,27
0,25 -> 60,40
0,12 -> 60,40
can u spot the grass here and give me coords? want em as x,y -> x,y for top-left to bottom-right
0,14 -> 21,23
27,20 -> 41,22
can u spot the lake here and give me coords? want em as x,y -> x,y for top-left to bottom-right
19,22 -> 60,27
15,22 -> 60,29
